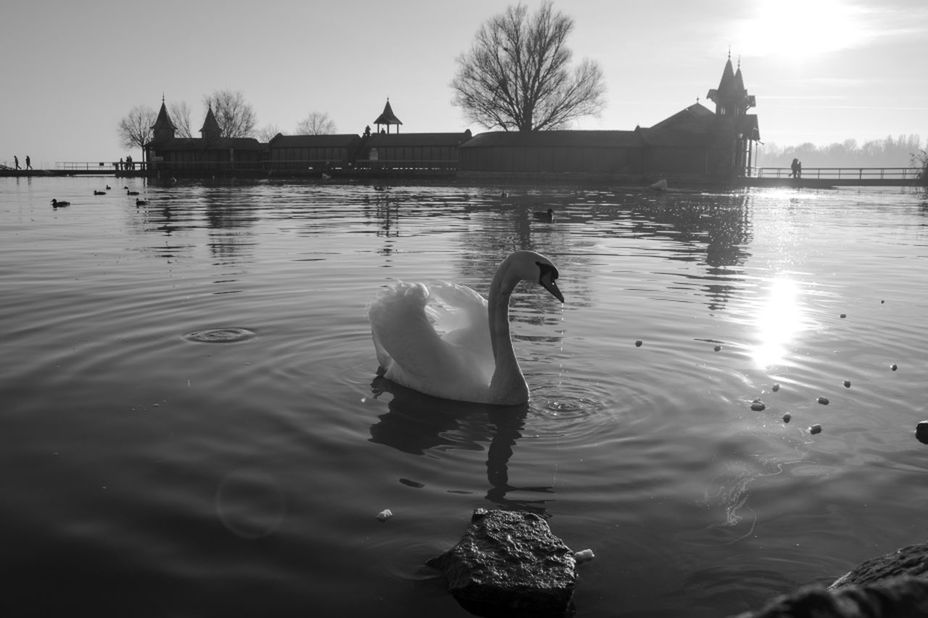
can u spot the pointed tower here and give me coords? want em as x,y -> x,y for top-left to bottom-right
373,99 -> 402,134
151,96 -> 177,144
200,105 -> 222,143
706,55 -> 759,178
706,54 -> 755,117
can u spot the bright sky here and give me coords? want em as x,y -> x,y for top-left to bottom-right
2,0 -> 927,168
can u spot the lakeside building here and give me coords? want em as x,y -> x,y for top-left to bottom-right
145,57 -> 758,182
460,56 -> 759,182
147,101 -> 265,175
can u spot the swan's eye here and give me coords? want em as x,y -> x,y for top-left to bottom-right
536,261 -> 559,282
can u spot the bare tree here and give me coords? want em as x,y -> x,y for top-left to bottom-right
118,105 -> 157,161
256,124 -> 281,142
296,111 -> 337,135
169,101 -> 193,138
203,90 -> 257,138
451,1 -> 605,132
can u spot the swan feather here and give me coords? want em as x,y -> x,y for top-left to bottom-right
370,280 -> 495,401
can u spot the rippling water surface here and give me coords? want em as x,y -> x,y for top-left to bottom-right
2,176 -> 927,617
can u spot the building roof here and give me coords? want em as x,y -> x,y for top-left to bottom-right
373,99 -> 402,126
365,130 -> 472,148
637,104 -> 717,147
268,133 -> 362,148
152,137 -> 265,151
152,100 -> 176,132
200,106 -> 221,139
460,130 -> 641,149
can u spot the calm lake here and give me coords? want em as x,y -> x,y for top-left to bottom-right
1,176 -> 926,617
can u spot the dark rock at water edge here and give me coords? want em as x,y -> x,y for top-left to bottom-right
427,508 -> 577,618
736,541 -> 928,617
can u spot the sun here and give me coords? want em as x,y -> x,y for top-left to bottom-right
736,0 -> 871,61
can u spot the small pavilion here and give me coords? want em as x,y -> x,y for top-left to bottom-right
373,99 -> 402,134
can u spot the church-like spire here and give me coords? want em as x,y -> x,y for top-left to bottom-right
200,105 -> 221,142
151,96 -> 177,143
707,55 -> 753,117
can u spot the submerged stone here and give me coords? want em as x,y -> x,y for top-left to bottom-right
427,508 -> 577,618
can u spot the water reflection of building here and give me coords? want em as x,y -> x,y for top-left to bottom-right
145,58 -> 758,182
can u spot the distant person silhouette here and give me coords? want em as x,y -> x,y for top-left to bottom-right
790,158 -> 802,179
14,155 -> 19,170
25,155 -> 31,170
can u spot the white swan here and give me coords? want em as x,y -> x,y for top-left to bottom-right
369,250 -> 563,406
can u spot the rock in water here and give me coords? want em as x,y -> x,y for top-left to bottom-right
427,508 -> 577,617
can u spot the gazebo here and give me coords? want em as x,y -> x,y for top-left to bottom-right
373,99 -> 402,134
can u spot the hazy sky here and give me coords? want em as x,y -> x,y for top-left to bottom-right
2,0 -> 927,168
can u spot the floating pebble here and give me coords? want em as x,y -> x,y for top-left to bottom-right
891,363 -> 898,371
574,549 -> 596,563
916,421 -> 928,445
817,397 -> 829,405
376,509 -> 393,522
771,383 -> 780,392
843,380 -> 851,388
782,413 -> 791,423
751,399 -> 766,412
634,340 -> 642,347
809,424 -> 822,435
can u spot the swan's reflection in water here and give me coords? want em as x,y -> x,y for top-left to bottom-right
369,377 -> 552,513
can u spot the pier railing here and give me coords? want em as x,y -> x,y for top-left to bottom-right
753,167 -> 920,181
56,161 -> 147,172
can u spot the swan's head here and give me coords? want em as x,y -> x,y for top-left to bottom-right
506,250 -> 563,303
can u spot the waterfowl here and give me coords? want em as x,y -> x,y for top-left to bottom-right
105,185 -> 112,190
125,187 -> 140,196
51,199 -> 70,208
135,198 -> 148,206
94,190 -> 106,195
533,208 -> 554,221
369,250 -> 564,406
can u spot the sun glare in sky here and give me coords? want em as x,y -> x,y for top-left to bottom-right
737,0 -> 871,61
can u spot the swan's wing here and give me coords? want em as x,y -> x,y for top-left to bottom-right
368,281 -> 493,400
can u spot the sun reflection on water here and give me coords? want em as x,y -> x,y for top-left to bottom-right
752,278 -> 805,370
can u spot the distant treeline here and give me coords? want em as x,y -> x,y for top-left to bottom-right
757,134 -> 923,169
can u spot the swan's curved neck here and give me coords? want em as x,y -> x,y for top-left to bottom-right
487,263 -> 528,405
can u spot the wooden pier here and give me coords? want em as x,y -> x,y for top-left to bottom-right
742,167 -> 920,188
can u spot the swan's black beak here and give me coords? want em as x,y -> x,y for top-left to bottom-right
537,262 -> 564,303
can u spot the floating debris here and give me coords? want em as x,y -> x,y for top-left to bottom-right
772,383 -> 781,392
574,549 -> 596,563
916,422 -> 928,445
817,397 -> 830,405
782,413 -> 791,423
377,509 -> 393,522
843,380 -> 851,388
714,345 -> 722,352
840,313 -> 847,318
751,399 -> 766,412
810,424 -> 823,435
635,340 -> 643,347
